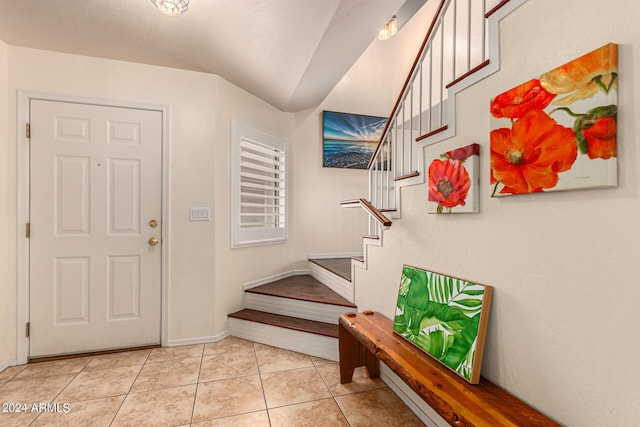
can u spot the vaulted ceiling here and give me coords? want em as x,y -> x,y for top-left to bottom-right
0,0 -> 426,111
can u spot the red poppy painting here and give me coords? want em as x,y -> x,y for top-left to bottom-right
490,43 -> 618,196
428,143 -> 479,213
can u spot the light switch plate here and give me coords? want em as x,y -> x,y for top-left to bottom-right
189,207 -> 211,221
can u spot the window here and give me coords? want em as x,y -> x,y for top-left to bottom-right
231,119 -> 287,247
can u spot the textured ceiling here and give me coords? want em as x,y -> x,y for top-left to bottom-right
0,0 -> 426,112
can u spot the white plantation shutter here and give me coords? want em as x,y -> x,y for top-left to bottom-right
231,119 -> 287,247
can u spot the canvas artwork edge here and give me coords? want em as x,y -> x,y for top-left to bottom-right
427,143 -> 480,214
392,264 -> 493,384
489,42 -> 618,197
322,110 -> 387,170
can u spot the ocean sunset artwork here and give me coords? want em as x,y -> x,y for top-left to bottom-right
322,111 -> 387,169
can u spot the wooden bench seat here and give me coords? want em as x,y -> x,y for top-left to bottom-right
339,311 -> 560,427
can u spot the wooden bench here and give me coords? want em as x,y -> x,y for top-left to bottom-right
339,311 -> 560,427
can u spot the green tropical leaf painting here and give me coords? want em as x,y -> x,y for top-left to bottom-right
393,265 -> 492,383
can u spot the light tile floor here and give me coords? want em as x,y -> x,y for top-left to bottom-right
0,337 -> 424,426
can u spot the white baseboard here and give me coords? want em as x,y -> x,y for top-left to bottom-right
307,252 -> 362,260
380,363 -> 448,427
166,331 -> 229,347
0,359 -> 21,374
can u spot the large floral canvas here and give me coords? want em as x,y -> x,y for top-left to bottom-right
490,43 -> 617,196
428,143 -> 479,213
393,265 -> 492,384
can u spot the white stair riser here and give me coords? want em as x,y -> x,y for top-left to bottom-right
244,293 -> 352,324
229,318 -> 338,362
309,262 -> 353,302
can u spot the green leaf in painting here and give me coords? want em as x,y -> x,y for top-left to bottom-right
444,276 -> 452,303
419,315 -> 443,330
396,294 -> 406,311
427,330 -> 445,358
455,298 -> 483,308
405,267 -> 430,311
440,314 -> 480,375
393,314 -> 408,333
408,310 -> 426,336
394,267 -> 487,382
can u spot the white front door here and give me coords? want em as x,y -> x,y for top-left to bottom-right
29,100 -> 162,358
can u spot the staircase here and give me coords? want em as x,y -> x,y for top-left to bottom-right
343,0 -> 528,261
228,258 -> 356,361
228,0 -> 529,362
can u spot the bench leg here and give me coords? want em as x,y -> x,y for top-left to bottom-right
339,322 -> 380,384
364,350 -> 380,379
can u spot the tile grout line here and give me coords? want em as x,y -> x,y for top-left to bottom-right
254,342 -> 273,426
188,344 -> 206,425
26,357 -> 94,427
108,349 -> 153,426
313,360 -> 353,426
5,340 -> 418,426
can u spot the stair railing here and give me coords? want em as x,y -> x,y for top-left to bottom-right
368,0 -> 512,214
340,198 -> 391,239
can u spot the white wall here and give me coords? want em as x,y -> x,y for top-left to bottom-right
290,15 -> 430,263
5,47 -> 219,349
287,0 -> 442,265
1,46 -> 298,360
0,38 -> 13,366
212,77 -> 296,335
354,0 -> 640,426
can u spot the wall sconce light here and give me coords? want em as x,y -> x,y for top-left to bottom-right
151,0 -> 189,17
378,16 -> 398,41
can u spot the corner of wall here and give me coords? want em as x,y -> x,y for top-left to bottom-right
0,38 -> 17,366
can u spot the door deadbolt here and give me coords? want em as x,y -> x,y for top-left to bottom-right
149,219 -> 158,228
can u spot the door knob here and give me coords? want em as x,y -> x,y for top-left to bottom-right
148,237 -> 159,246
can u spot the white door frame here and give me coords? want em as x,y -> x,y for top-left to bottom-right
16,90 -> 171,363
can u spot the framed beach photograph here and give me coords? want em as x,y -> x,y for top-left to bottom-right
322,110 -> 387,169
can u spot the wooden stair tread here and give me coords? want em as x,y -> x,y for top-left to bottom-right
309,258 -> 352,282
229,309 -> 339,338
246,274 -> 356,308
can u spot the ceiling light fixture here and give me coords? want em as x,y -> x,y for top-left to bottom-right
378,15 -> 398,41
151,0 -> 189,17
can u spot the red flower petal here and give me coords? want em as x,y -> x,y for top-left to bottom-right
445,144 -> 479,161
584,116 -> 617,159
491,79 -> 557,119
428,159 -> 471,208
490,110 -> 577,194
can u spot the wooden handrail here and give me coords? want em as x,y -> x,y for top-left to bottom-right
340,198 -> 363,207
394,171 -> 420,181
485,0 -> 511,18
367,0 -> 448,170
340,198 -> 392,227
415,125 -> 448,142
445,59 -> 491,89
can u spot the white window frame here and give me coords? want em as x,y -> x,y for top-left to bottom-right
231,118 -> 288,247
